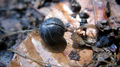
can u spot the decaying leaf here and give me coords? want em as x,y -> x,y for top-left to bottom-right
69,50 -> 80,61
71,32 -> 85,46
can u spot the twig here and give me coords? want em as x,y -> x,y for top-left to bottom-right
8,49 -> 62,67
76,24 -> 98,31
95,60 -> 112,65
29,4 -> 44,16
0,28 -> 9,33
102,48 -> 116,65
65,27 -> 73,32
114,52 -> 117,65
92,0 -> 97,24
83,60 -> 93,67
1,28 -> 39,38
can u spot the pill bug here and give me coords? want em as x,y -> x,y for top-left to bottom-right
39,17 -> 66,44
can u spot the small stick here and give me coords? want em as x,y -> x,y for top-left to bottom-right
76,24 -> 98,31
8,49 -> 62,67
1,28 -> 39,38
92,0 -> 97,24
0,28 -> 9,33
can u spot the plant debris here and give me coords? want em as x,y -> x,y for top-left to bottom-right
0,0 -> 120,67
68,50 -> 80,61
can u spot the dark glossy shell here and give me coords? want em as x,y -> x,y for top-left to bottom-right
39,17 -> 65,44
